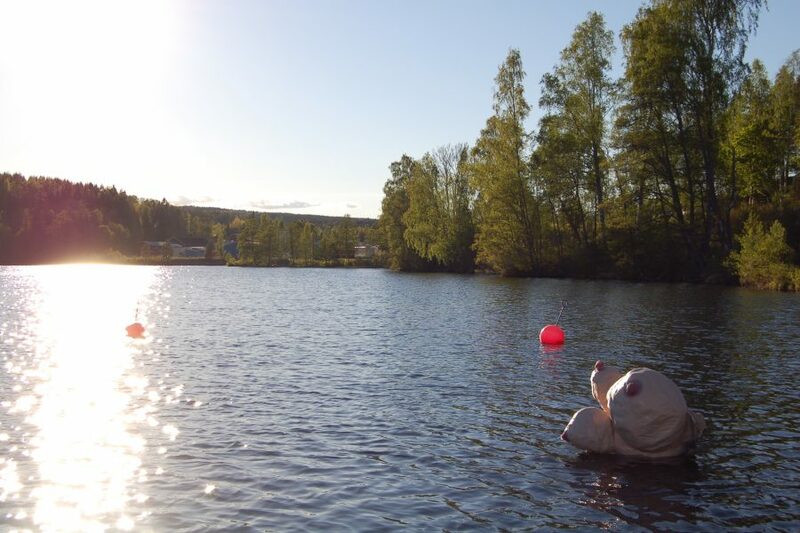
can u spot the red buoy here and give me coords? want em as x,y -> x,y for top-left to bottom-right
126,322 -> 145,338
539,324 -> 565,345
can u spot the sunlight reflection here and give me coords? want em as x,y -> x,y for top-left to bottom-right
7,265 -> 162,531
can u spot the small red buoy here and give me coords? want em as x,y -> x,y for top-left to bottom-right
539,324 -> 565,345
126,322 -> 145,338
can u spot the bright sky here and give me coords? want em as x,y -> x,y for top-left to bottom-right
1,0 -> 797,218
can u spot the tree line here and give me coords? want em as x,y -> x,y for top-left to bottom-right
379,0 -> 800,289
228,213 -> 381,266
0,173 -> 186,263
0,173 -> 379,265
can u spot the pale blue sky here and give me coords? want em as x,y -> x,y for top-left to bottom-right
1,0 -> 797,218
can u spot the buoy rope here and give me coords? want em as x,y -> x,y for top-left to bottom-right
555,300 -> 567,325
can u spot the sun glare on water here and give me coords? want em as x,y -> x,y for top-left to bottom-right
1,265 -> 167,531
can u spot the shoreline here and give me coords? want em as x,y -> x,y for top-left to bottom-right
0,259 -> 750,289
0,257 -> 227,267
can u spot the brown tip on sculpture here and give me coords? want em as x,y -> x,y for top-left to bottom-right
625,380 -> 641,397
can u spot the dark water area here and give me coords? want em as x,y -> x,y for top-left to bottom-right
1,265 -> 799,531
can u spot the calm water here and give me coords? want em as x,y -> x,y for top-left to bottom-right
1,265 -> 799,531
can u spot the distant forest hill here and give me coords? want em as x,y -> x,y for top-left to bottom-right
179,205 -> 375,228
0,173 -> 380,265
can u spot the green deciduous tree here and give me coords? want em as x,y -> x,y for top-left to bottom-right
299,221 -> 315,262
769,51 -> 800,197
256,214 -> 281,265
470,49 -> 539,275
726,60 -> 778,204
540,12 -> 616,243
236,217 -> 258,264
615,0 -> 762,279
678,0 -> 763,251
212,222 -> 227,258
730,213 -> 800,290
379,155 -> 433,270
403,144 -> 475,272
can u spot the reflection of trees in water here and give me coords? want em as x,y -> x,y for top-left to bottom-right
564,453 -> 705,531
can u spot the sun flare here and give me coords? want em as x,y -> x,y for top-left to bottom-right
0,0 -> 181,182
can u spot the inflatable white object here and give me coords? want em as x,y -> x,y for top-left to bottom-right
562,361 -> 706,458
590,360 -> 622,412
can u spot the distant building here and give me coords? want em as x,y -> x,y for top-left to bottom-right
141,239 -> 209,258
141,241 -> 167,256
354,245 -> 379,258
182,246 -> 207,258
223,240 -> 239,258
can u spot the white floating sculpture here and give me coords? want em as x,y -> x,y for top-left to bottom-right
562,361 -> 706,458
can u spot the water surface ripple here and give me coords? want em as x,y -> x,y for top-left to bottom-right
1,266 -> 799,531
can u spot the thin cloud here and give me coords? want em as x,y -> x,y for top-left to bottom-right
172,195 -> 216,206
346,203 -> 359,209
249,200 -> 318,210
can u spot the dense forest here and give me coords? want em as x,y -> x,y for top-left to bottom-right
379,0 -> 800,290
0,172 -> 380,265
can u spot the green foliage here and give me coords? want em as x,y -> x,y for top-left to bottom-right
403,155 -> 439,260
212,222 -> 227,258
231,212 -> 377,266
769,51 -> 800,198
726,60 -> 782,203
609,0 -> 769,278
379,155 -> 435,271
730,214 -> 800,290
470,49 -> 539,275
299,222 -> 315,261
0,173 -> 143,262
236,215 -> 282,265
377,0 -> 800,288
334,215 -> 356,259
403,145 -> 475,272
539,11 -> 616,243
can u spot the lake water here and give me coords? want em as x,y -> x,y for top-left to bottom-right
1,265 -> 799,531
